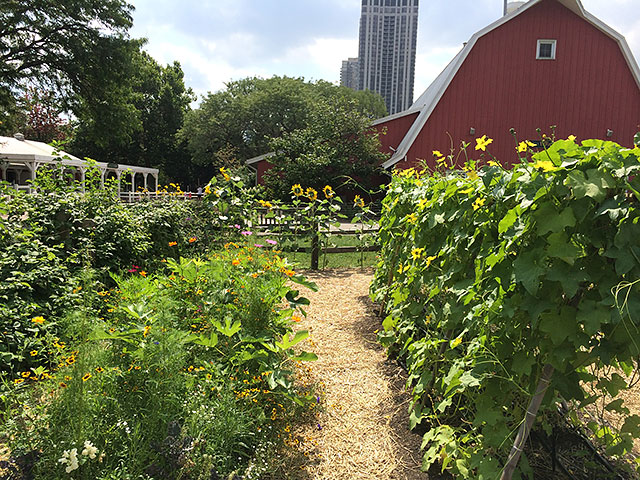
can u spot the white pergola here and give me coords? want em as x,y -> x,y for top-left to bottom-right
0,134 -> 159,195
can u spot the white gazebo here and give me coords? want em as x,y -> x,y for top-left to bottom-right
0,133 -> 159,195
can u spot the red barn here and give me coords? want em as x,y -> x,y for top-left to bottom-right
376,0 -> 640,171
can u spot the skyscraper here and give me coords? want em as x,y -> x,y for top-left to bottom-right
340,58 -> 360,90
357,0 -> 419,114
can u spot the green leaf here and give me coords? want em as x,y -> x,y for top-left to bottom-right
535,203 -> 576,235
514,249 -> 546,295
546,232 -> 581,265
276,330 -> 309,350
498,207 -> 518,234
288,351 -> 318,362
538,307 -> 577,345
565,170 -> 609,202
622,414 -> 640,437
289,274 -> 319,292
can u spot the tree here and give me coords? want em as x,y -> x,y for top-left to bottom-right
179,76 -> 388,168
263,97 -> 389,199
0,0 -> 135,101
70,51 -> 199,185
0,1 -> 146,146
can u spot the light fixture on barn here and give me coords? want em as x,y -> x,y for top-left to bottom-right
606,129 -> 613,138
469,127 -> 476,135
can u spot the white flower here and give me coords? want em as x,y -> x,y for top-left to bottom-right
59,448 -> 79,473
81,440 -> 99,459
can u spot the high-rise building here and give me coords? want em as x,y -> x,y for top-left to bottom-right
357,0 -> 419,114
340,58 -> 360,90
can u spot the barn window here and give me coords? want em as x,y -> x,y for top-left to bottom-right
537,39 -> 557,59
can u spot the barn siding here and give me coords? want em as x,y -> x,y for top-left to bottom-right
398,0 -> 640,170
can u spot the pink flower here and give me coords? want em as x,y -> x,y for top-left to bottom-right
234,224 -> 241,229
127,265 -> 139,273
241,231 -> 252,236
266,239 -> 277,245
254,244 -> 264,248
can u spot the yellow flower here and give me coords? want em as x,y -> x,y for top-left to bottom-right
475,135 -> 493,151
405,213 -> 417,224
305,187 -> 318,201
258,199 -> 273,209
432,150 -> 443,158
204,185 -> 211,195
354,195 -> 365,208
467,170 -> 479,181
220,167 -> 231,181
411,248 -> 425,260
14,378 -> 25,385
95,366 -> 104,373
533,160 -> 558,172
59,382 -> 68,388
291,184 -> 304,196
82,373 -> 92,382
487,160 -> 499,167
21,371 -> 30,378
323,185 -> 334,199
450,337 -> 462,348
418,198 -> 428,210
472,198 -> 486,211
568,134 -> 577,142
517,140 -> 536,152
232,259 -> 240,266
425,255 -> 437,268
143,325 -> 151,337
31,316 -> 45,325
30,350 -> 38,357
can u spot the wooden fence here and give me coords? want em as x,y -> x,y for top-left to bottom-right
253,207 -> 379,269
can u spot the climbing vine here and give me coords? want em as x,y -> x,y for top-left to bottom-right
371,136 -> 640,478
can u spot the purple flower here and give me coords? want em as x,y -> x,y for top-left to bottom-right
266,239 -> 277,245
185,217 -> 192,221
241,231 -> 252,236
254,244 -> 264,248
317,424 -> 322,430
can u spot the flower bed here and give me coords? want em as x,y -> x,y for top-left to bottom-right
4,244 -> 318,479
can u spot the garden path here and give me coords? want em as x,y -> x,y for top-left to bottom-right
278,269 -> 429,480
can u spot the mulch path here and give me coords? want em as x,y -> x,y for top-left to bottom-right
274,269 -> 429,480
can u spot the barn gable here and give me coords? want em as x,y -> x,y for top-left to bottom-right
381,0 -> 640,170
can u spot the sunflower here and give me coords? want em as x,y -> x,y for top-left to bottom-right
291,184 -> 304,196
306,188 -> 318,202
82,373 -> 92,382
322,185 -> 334,199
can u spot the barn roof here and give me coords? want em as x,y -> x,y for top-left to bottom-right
380,0 -> 640,169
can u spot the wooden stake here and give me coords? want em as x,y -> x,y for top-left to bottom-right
500,363 -> 554,480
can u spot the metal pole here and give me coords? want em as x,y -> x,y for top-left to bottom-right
504,0 -> 508,15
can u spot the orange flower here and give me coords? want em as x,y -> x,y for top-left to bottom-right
139,271 -> 147,277
232,259 -> 240,266
168,241 -> 177,247
291,314 -> 302,323
189,237 -> 197,243
31,316 -> 45,324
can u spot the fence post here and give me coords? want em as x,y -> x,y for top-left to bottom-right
310,220 -> 319,270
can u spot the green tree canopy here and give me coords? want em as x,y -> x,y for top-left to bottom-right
0,0 -> 136,104
263,97 -> 389,199
179,76 -> 388,168
70,51 -> 200,185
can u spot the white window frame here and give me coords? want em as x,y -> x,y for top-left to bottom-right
536,39 -> 557,60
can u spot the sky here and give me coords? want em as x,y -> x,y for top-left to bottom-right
129,0 -> 640,105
